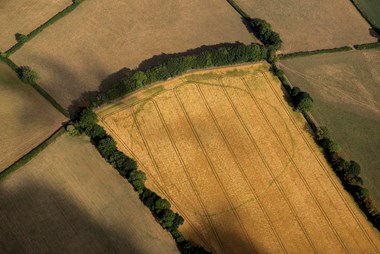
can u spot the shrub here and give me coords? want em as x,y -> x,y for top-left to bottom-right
249,18 -> 282,49
18,66 -> 39,83
66,124 -> 80,136
15,33 -> 27,43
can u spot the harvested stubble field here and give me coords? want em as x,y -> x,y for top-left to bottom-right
0,133 -> 179,254
0,61 -> 65,172
280,48 -> 380,206
234,0 -> 378,53
0,0 -> 72,52
97,63 -> 380,253
11,0 -> 256,109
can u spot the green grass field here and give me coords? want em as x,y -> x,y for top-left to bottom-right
280,49 -> 380,205
351,0 -> 380,30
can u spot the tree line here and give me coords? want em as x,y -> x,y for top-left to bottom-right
67,109 -> 210,254
270,63 -> 380,231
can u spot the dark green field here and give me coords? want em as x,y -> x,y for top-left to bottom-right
352,0 -> 380,30
280,49 -> 380,205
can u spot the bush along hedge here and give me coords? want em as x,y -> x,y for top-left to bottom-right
270,63 -> 380,231
4,0 -> 84,56
354,42 -> 380,50
83,43 -> 268,108
279,46 -> 353,60
68,108 -> 210,254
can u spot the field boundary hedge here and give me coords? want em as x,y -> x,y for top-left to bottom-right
68,109 -> 210,253
349,0 -> 380,34
0,127 -> 65,181
354,42 -> 380,50
0,55 -> 69,117
279,46 -> 354,59
271,63 -> 380,232
4,0 -> 85,57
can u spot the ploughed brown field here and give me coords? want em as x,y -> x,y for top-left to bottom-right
234,0 -> 378,53
0,61 -> 65,172
0,134 -> 179,254
11,0 -> 256,109
97,63 -> 380,253
0,0 -> 72,52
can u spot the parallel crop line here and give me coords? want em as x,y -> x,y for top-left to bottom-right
262,72 -> 380,253
228,77 -> 319,253
174,86 -> 257,254
218,77 -> 288,253
99,116 -> 214,253
151,98 -> 225,252
242,76 -> 350,253
195,83 -> 259,254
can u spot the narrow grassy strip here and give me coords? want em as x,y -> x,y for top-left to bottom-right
0,127 -> 65,181
349,0 -> 380,34
279,46 -> 353,60
354,42 -> 380,50
0,56 -> 69,116
4,0 -> 85,57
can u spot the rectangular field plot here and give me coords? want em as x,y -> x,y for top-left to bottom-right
11,0 -> 256,109
0,61 -> 65,171
234,0 -> 378,53
97,63 -> 380,253
280,48 -> 380,206
0,0 -> 72,52
351,0 -> 380,29
0,134 -> 179,253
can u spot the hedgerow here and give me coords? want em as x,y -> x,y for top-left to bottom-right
270,63 -> 380,231
68,109 -> 210,254
4,0 -> 85,56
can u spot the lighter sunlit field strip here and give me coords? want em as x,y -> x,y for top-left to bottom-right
97,64 -> 380,254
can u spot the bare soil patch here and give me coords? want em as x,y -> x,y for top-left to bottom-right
11,0 -> 256,109
0,0 -> 72,52
0,61 -> 65,172
235,0 -> 378,53
0,134 -> 179,253
97,63 -> 380,253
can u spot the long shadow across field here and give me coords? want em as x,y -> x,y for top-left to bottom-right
68,41 -> 250,114
0,182 -> 142,254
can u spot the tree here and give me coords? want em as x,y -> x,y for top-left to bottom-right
295,92 -> 313,112
97,137 -> 117,159
321,138 -> 340,154
154,198 -> 171,213
18,66 -> 38,84
131,71 -> 147,89
66,124 -> 80,136
316,126 -> 330,140
128,170 -> 146,194
15,33 -> 27,43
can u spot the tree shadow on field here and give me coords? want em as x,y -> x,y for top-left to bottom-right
0,182 -> 159,254
369,28 -> 380,41
69,41 -> 249,114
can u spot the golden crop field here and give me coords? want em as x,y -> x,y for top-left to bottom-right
0,0 -> 72,52
97,63 -> 380,253
0,134 -> 179,253
234,0 -> 378,53
280,48 -> 380,206
0,61 -> 65,172
11,0 -> 256,109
